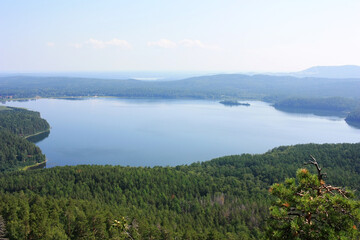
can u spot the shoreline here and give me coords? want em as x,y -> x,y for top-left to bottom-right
24,128 -> 51,139
1,95 -> 258,103
21,159 -> 47,171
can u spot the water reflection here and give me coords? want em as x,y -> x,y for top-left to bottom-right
346,120 -> 360,129
27,130 -> 50,143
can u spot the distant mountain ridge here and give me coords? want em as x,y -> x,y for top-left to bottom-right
2,65 -> 360,80
291,65 -> 360,79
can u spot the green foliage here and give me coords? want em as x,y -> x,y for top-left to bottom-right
0,193 -> 125,239
0,129 -> 46,172
0,143 -> 359,239
0,165 -> 266,239
0,106 -> 49,137
267,162 -> 360,239
0,107 -> 48,172
186,143 -> 360,193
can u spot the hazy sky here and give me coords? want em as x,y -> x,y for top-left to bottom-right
1,0 -> 360,72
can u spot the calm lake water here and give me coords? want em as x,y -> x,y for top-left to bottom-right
4,98 -> 360,167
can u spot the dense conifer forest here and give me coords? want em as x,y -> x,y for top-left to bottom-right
0,106 -> 49,137
0,143 -> 359,239
0,106 -> 49,171
0,130 -> 46,172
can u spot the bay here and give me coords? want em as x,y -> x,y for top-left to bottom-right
4,98 -> 360,167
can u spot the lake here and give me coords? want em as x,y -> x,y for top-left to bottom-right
4,98 -> 360,167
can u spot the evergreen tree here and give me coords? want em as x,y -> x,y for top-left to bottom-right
267,156 -> 360,239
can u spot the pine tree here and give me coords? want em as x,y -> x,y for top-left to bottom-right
267,156 -> 360,239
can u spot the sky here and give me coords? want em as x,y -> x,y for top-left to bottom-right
1,0 -> 360,72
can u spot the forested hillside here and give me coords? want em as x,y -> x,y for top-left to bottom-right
0,106 -> 50,137
346,108 -> 360,125
273,97 -> 360,127
0,106 -> 49,171
273,97 -> 359,113
1,74 -> 360,101
0,143 -> 359,239
0,129 -> 46,172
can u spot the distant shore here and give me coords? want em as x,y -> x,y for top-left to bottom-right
1,95 -> 257,103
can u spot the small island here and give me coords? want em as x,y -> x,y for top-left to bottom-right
219,100 -> 250,107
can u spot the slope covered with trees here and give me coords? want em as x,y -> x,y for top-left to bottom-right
273,97 -> 359,113
0,129 -> 46,172
0,106 -> 49,172
274,97 -> 360,126
0,143 -> 359,239
0,106 -> 50,137
346,108 -> 360,128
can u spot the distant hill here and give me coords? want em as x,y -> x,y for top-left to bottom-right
292,65 -> 360,79
1,74 -> 360,101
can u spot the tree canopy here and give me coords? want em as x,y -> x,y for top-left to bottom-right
267,157 -> 360,239
0,106 -> 49,137
0,143 -> 359,239
0,107 -> 48,172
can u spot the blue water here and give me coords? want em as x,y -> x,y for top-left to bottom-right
4,98 -> 360,167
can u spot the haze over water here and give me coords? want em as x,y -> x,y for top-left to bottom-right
4,98 -> 360,167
